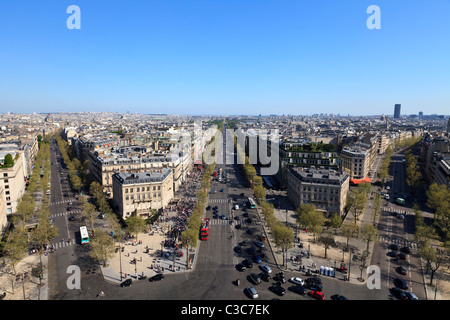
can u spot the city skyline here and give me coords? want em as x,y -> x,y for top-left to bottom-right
1,1 -> 449,116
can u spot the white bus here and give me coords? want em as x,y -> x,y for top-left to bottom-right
80,226 -> 89,244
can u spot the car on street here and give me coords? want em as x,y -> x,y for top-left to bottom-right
259,264 -> 271,273
220,213 -> 226,220
67,207 -> 72,211
398,214 -> 405,220
390,244 -> 399,251
289,277 -> 304,285
235,205 -> 239,210
253,255 -> 262,264
397,265 -> 408,275
245,287 -> 258,299
397,252 -> 407,260
236,263 -> 246,272
404,291 -> 419,300
259,273 -> 271,282
394,277 -> 408,290
68,215 -> 75,221
269,285 -> 286,296
149,274 -> 164,282
243,259 -> 253,268
305,277 -> 322,285
304,282 -> 322,291
248,273 -> 261,285
391,287 -> 407,300
330,294 -> 349,300
309,290 -> 324,300
120,279 -> 132,287
273,273 -> 286,284
401,246 -> 411,254
254,241 -> 264,248
289,285 -> 306,295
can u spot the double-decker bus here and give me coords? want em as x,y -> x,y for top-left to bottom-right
248,197 -> 256,209
200,218 -> 210,240
80,226 -> 90,244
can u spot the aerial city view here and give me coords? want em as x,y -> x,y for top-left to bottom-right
0,0 -> 449,311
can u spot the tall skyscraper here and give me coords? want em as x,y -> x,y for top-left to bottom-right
394,104 -> 401,119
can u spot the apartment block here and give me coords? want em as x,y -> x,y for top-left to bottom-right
112,168 -> 174,219
287,166 -> 349,216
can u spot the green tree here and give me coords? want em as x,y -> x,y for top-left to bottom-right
2,228 -> 28,293
272,223 -> 294,270
125,214 -> 147,243
359,223 -> 379,254
3,153 -> 14,167
89,229 -> 116,267
318,231 -> 335,259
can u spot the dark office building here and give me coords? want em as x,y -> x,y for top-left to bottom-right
394,104 -> 401,119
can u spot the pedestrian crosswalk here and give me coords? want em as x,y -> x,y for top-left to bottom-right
48,240 -> 75,251
50,199 -> 76,206
378,234 -> 419,250
51,210 -> 81,218
209,198 -> 229,204
209,218 -> 260,227
382,207 -> 413,216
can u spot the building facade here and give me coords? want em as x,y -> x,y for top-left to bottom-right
112,168 -> 174,219
287,167 -> 350,216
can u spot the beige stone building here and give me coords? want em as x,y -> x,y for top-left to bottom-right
89,147 -> 191,198
287,166 -> 349,216
112,168 -> 174,219
0,152 -> 26,215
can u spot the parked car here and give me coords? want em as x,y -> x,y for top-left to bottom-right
391,287 -> 407,300
289,285 -> 306,295
245,287 -> 258,299
269,285 -> 286,296
253,255 -> 262,264
249,273 -> 261,285
305,282 -> 322,291
259,273 -> 271,282
243,259 -> 253,268
236,263 -> 246,272
305,277 -> 322,285
397,252 -> 407,260
120,279 -> 132,287
234,245 -> 242,253
254,241 -> 264,248
309,290 -> 325,300
68,215 -> 75,221
394,277 -> 408,290
273,273 -> 286,284
149,274 -> 164,282
331,294 -> 349,300
401,246 -> 411,254
289,277 -> 304,286
398,265 -> 408,275
404,291 -> 419,300
259,264 -> 272,273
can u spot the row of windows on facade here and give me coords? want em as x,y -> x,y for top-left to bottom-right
124,186 -> 161,193
125,193 -> 161,201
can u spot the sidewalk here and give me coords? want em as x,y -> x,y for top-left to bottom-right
100,215 -> 199,284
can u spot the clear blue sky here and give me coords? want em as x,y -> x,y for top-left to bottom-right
1,0 -> 449,116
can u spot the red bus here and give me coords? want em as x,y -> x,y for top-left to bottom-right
200,218 -> 210,240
